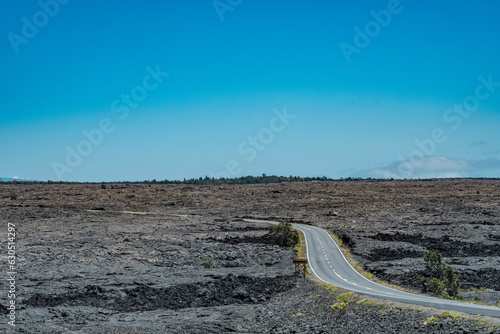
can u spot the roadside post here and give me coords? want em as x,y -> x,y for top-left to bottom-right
293,258 -> 308,280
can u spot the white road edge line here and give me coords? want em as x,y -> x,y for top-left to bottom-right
243,218 -> 500,314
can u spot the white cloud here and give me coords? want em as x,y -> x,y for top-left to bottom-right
355,156 -> 500,179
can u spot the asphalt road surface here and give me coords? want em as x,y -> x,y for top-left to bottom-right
245,219 -> 500,317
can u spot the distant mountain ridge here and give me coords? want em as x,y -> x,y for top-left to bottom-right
0,177 -> 34,182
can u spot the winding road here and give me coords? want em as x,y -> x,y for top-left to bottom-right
245,219 -> 500,317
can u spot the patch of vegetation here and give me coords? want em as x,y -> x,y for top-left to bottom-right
473,317 -> 500,331
294,229 -> 307,258
290,312 -> 303,317
300,294 -> 320,302
10,192 -> 18,200
423,311 -> 466,326
292,228 -> 312,279
466,286 -> 490,293
202,257 -> 213,268
337,292 -> 355,303
330,301 -> 348,313
417,250 -> 461,298
379,305 -> 407,315
269,222 -> 299,248
319,283 -> 341,297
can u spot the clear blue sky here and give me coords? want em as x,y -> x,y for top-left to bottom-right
2,0 -> 500,181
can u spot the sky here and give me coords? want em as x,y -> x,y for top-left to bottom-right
1,0 -> 500,182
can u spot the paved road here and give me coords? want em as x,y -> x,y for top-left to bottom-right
245,219 -> 500,317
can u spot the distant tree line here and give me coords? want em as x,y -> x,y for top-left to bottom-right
0,175 -> 397,185
153,174 -> 340,185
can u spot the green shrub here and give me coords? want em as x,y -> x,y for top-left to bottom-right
268,222 -> 299,248
417,250 -> 460,298
202,257 -> 213,268
330,301 -> 348,313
